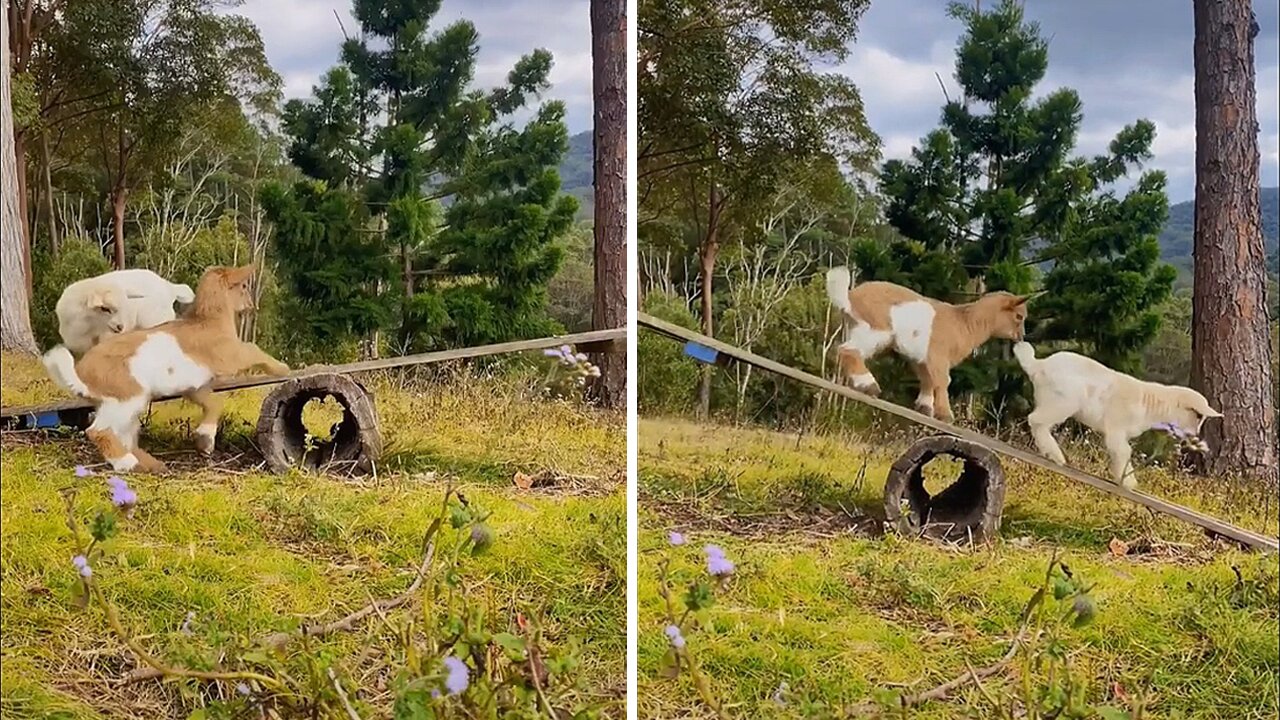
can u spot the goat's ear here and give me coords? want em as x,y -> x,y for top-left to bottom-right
1204,406 -> 1224,418
225,265 -> 255,284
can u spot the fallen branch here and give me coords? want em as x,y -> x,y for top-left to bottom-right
329,666 -> 363,720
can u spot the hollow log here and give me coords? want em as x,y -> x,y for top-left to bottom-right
883,434 -> 1005,544
256,373 -> 382,474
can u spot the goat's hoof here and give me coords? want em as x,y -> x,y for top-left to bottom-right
194,436 -> 216,456
855,382 -> 881,397
934,410 -> 954,423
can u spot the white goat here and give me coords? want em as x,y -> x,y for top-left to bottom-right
55,269 -> 194,355
1013,342 -> 1222,488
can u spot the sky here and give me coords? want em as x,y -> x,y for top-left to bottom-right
233,0 -> 594,132
836,0 -> 1280,203
236,1 -> 1279,203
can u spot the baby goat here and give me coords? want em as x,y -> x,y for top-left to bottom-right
1013,342 -> 1222,488
56,269 -> 195,355
43,265 -> 290,473
825,266 -> 1029,421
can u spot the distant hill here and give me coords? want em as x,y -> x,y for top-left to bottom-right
558,130 -> 593,222
1158,186 -> 1279,284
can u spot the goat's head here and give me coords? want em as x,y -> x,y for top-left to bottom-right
1170,387 -> 1224,433
85,287 -> 126,334
977,292 -> 1030,341
192,265 -> 257,317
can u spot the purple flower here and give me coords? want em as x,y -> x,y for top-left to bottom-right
664,624 -> 686,649
705,544 -> 735,577
443,655 -> 469,695
72,555 -> 92,578
668,531 -> 686,546
543,348 -> 564,358
107,476 -> 137,509
75,465 -> 93,478
1152,422 -> 1188,439
236,682 -> 251,696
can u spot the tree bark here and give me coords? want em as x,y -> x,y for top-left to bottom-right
41,128 -> 57,256
588,0 -> 627,409
13,128 -> 30,293
1,6 -> 38,354
696,183 -> 722,417
1190,0 -> 1278,479
111,181 -> 127,268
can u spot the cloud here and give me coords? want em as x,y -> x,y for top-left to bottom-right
838,0 -> 1280,201
230,0 -> 594,132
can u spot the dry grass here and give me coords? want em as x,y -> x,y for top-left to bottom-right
1,356 -> 626,718
637,417 -> 1280,719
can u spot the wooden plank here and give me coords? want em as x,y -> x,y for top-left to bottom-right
1,328 -> 627,420
637,312 -> 1279,553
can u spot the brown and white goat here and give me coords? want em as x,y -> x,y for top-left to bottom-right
825,266 -> 1030,421
43,265 -> 290,473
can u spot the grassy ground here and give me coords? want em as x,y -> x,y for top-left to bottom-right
1,355 -> 626,718
637,417 -> 1280,719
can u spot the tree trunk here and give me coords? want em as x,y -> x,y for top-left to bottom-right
41,129 -> 57,256
111,181 -> 127,268
1,6 -> 38,354
696,184 -> 723,418
13,128 -> 30,294
588,0 -> 627,409
1190,0 -> 1278,479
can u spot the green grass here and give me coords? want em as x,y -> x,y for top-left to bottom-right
1,361 -> 626,718
638,417 -> 1280,719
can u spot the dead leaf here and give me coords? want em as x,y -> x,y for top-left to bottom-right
1108,538 -> 1130,557
513,471 -> 534,490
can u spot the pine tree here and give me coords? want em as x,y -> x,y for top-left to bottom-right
271,0 -> 575,353
863,0 -> 1175,422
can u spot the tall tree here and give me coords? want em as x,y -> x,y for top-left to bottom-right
589,0 -> 626,408
867,0 -> 1175,422
1,3 -> 38,354
6,0 -> 67,295
1190,0 -> 1277,477
638,0 -> 879,415
276,0 -> 575,353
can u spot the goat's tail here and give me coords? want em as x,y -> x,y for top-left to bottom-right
1012,341 -> 1040,378
825,266 -> 855,318
42,345 -> 95,399
171,282 -> 195,304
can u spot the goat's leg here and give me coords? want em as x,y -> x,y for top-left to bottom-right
184,385 -> 225,456
838,322 -> 888,396
911,363 -> 936,416
837,347 -> 880,396
1103,429 -> 1138,489
86,398 -> 164,472
1027,406 -> 1070,465
926,364 -> 954,422
229,342 -> 291,377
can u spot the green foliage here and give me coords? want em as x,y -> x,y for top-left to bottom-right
276,0 -> 576,356
547,224 -> 595,333
638,293 -> 702,415
30,237 -> 112,350
131,215 -> 250,290
261,180 -> 396,355
867,0 -> 1175,424
638,0 -> 880,258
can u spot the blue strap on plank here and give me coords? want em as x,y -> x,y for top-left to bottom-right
683,341 -> 720,365
27,412 -> 61,429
